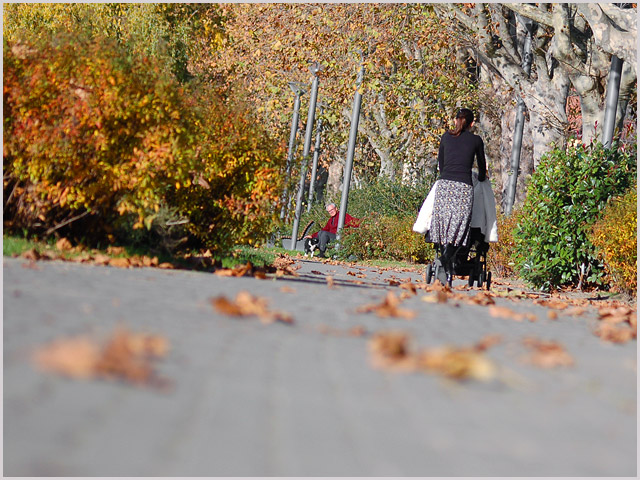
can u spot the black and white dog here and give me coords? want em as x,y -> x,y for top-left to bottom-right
304,237 -> 320,257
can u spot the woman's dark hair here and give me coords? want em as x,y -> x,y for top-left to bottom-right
448,108 -> 475,136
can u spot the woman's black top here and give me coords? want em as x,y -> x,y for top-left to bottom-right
437,130 -> 487,186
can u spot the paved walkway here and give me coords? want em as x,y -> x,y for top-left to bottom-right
3,256 -> 636,476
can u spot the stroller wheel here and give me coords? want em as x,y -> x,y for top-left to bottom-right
425,263 -> 434,284
468,274 -> 475,287
485,271 -> 492,290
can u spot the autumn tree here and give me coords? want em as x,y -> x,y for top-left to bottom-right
209,4 -> 478,203
3,4 -> 285,251
438,3 -> 636,158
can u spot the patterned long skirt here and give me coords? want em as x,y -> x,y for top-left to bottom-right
429,179 -> 473,246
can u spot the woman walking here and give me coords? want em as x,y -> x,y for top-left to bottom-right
431,108 -> 487,285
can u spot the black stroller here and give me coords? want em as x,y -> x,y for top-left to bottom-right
424,227 -> 492,289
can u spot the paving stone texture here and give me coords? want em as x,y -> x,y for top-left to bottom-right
3,256 -> 636,476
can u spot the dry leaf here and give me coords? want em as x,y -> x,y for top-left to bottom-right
368,332 -> 497,380
215,262 -> 253,277
33,328 -> 170,387
109,257 -> 131,268
21,248 -> 42,261
598,305 -> 636,325
326,276 -> 335,289
399,282 -> 417,294
33,336 -> 101,379
56,238 -> 73,251
489,305 -> 536,322
211,291 -> 293,325
93,253 -> 111,265
594,323 -> 636,343
521,337 -> 574,368
107,246 -> 125,255
369,331 -> 410,360
534,298 -> 569,310
280,286 -> 296,293
416,347 -> 495,380
357,291 -> 415,319
420,291 -> 449,304
469,292 -> 495,306
474,334 -> 503,351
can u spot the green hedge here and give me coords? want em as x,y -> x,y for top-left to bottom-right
514,141 -> 636,291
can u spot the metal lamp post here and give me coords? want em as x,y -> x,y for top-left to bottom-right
307,103 -> 325,212
290,62 -> 321,250
280,82 -> 306,220
505,16 -> 534,216
602,3 -> 631,148
337,59 -> 365,240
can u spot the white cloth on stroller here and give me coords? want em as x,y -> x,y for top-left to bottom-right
412,180 -> 439,235
412,173 -> 498,243
470,171 -> 498,243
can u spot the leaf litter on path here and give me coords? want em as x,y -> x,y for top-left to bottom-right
211,290 -> 294,325
32,327 -> 171,388
357,291 -> 416,319
368,331 -> 500,381
520,337 -> 574,368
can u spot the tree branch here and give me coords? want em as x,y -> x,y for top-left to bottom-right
504,3 -> 553,28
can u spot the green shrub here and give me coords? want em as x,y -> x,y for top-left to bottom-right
588,187 -> 637,296
514,141 -> 636,291
341,177 -> 434,218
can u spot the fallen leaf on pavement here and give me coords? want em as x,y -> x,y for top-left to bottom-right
469,292 -> 495,306
357,291 -> 415,319
33,328 -> 170,387
368,331 -> 498,380
211,291 -> 293,324
215,262 -> 253,277
534,298 -> 569,310
399,282 -> 417,295
594,323 -> 636,343
598,305 -> 636,325
521,337 -> 574,368
489,305 -> 537,322
420,291 -> 449,304
326,276 -> 335,289
33,336 -> 101,379
416,347 -> 495,380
